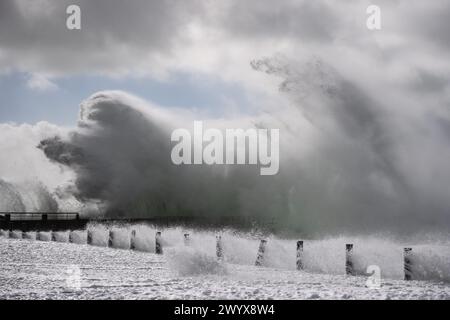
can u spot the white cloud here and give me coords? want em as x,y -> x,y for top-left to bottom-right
26,73 -> 58,92
1,0 -> 449,101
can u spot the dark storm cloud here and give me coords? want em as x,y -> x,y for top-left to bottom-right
411,70 -> 450,93
1,0 -> 450,92
0,0 -> 205,74
394,1 -> 450,50
216,0 -> 340,42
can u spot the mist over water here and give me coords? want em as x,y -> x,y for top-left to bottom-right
0,179 -> 58,212
0,57 -> 449,238
33,58 -> 450,236
0,121 -> 80,213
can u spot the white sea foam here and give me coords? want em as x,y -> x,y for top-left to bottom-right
3,223 -> 446,282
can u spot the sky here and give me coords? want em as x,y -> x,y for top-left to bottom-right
0,71 -> 251,125
1,0 -> 450,233
1,0 -> 450,126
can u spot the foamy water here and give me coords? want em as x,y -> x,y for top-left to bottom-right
0,224 -> 450,299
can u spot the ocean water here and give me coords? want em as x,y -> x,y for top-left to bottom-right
1,224 -> 450,300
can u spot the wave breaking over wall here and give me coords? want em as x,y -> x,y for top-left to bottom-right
1,57 -> 450,236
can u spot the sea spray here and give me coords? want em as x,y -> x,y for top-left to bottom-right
166,247 -> 228,276
51,231 -> 70,242
34,85 -> 450,236
86,223 -> 109,247
69,230 -> 87,244
2,221 -> 449,282
37,231 -> 52,242
76,223 -> 449,281
409,245 -> 450,282
108,228 -> 132,249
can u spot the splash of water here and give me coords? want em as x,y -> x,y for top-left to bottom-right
3,223 -> 447,282
0,179 -> 58,212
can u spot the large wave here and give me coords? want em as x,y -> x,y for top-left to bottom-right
0,122 -> 79,213
0,179 -> 58,212
2,56 -> 450,236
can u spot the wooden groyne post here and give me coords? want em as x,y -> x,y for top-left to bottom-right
87,230 -> 93,245
216,235 -> 223,260
155,231 -> 163,254
296,240 -> 304,270
346,244 -> 354,275
130,230 -> 137,250
108,230 -> 114,248
404,247 -> 413,281
255,239 -> 267,266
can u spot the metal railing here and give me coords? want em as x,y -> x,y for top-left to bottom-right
0,212 -> 80,221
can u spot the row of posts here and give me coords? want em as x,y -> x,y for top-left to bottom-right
1,230 -> 414,280
3,229 -> 165,256
256,239 -> 414,281
180,235 -> 414,281
104,229 -> 163,254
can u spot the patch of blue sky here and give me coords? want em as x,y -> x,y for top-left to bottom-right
0,71 -> 253,126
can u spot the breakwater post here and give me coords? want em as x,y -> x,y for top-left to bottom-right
130,230 -> 137,250
108,230 -> 114,248
87,230 -> 93,245
404,247 -> 413,281
255,239 -> 267,266
155,231 -> 163,254
296,240 -> 304,270
216,235 -> 223,260
346,244 -> 354,275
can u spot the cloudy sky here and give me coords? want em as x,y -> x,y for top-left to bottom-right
1,0 -> 449,125
1,0 -> 450,233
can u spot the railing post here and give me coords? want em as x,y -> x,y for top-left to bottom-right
216,235 -> 223,260
255,239 -> 267,266
404,247 -> 412,281
346,244 -> 354,275
155,231 -> 163,254
296,240 -> 304,270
